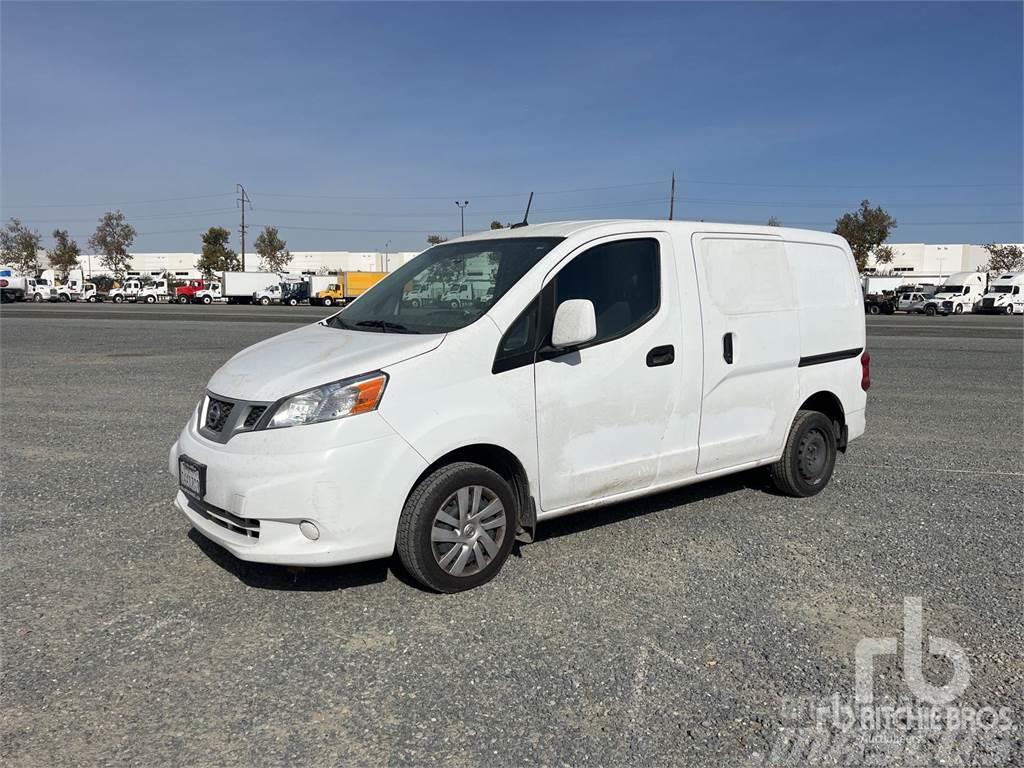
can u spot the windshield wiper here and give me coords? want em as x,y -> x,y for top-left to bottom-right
354,320 -> 419,334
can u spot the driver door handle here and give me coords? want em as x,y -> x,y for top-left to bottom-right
646,345 -> 675,367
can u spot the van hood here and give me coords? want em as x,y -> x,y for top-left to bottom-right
207,321 -> 444,402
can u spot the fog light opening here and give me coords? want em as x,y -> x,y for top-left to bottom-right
299,520 -> 320,541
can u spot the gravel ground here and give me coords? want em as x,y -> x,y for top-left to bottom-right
1,305 -> 1021,767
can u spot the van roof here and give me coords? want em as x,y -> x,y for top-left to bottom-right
451,219 -> 846,245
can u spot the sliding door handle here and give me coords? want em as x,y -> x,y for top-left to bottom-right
723,333 -> 734,364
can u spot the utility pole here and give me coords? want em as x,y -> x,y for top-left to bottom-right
383,239 -> 391,272
668,172 -> 676,221
455,200 -> 469,237
237,184 -> 252,271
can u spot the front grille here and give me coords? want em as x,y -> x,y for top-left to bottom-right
243,406 -> 267,428
205,398 -> 234,432
982,298 -> 995,308
187,497 -> 260,540
199,393 -> 273,443
941,300 -> 953,310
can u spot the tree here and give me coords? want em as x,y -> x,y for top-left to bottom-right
766,216 -> 782,227
196,227 -> 240,277
490,220 -> 511,230
48,229 -> 82,279
981,243 -> 1024,273
0,218 -> 43,274
89,211 -> 136,278
833,200 -> 897,271
426,234 -> 448,245
873,245 -> 895,266
254,226 -> 291,272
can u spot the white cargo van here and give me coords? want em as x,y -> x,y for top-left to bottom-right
974,272 -> 1024,315
171,221 -> 868,592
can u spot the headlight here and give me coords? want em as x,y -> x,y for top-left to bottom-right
264,372 -> 388,429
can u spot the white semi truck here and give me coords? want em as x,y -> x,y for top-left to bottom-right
974,272 -> 1024,315
920,272 -> 988,316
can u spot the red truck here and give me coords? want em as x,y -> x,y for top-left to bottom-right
175,279 -> 208,304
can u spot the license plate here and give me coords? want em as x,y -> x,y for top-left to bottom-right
178,456 -> 206,500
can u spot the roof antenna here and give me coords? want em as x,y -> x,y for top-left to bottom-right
510,191 -> 533,229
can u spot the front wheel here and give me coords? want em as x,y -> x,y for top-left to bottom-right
954,304 -> 964,315
88,296 -> 97,303
287,298 -> 298,306
322,297 -> 334,307
868,304 -> 880,315
33,293 -> 43,303
1005,305 -> 1015,315
260,297 -> 270,306
178,296 -> 189,304
145,295 -> 156,304
924,305 -> 936,316
396,462 -> 516,593
769,410 -> 837,498
202,296 -> 212,305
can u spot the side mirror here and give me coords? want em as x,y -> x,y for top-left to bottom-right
551,299 -> 597,348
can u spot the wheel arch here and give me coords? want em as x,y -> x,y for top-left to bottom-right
409,443 -> 536,541
798,390 -> 848,452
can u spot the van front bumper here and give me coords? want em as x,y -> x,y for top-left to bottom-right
169,410 -> 427,567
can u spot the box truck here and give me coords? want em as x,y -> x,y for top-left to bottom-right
310,271 -> 387,307
222,272 -> 282,304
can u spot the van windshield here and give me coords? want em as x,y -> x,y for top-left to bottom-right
327,237 -> 562,334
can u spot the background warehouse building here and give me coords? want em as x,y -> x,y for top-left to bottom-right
68,242 -> 1021,282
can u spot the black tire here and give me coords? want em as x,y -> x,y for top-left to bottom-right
322,297 -> 333,307
924,305 -> 936,316
260,297 -> 270,306
287,298 -> 298,306
145,294 -> 156,304
113,294 -> 123,303
88,296 -> 97,303
868,304 -> 880,315
449,300 -> 461,309
178,296 -> 189,304
33,293 -> 43,303
59,294 -> 69,303
410,298 -> 421,308
202,295 -> 212,305
1005,305 -> 1015,315
769,410 -> 838,498
396,462 -> 517,593
954,304 -> 963,314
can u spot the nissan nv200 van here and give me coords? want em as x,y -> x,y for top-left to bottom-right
171,220 -> 869,592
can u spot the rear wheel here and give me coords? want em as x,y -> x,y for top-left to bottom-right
769,410 -> 838,498
396,462 -> 516,593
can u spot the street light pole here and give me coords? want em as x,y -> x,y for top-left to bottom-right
455,200 -> 469,237
384,240 -> 391,272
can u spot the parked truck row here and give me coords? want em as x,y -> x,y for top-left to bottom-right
862,271 -> 1024,316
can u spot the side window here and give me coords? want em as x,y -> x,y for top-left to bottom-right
553,238 -> 660,345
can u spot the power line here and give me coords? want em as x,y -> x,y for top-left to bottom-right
1,193 -> 235,209
15,208 -> 238,224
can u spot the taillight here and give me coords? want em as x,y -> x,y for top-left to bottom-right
861,350 -> 871,391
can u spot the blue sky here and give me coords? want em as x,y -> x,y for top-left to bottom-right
1,1 -> 1021,253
